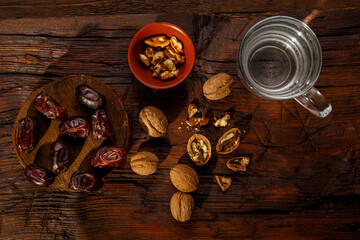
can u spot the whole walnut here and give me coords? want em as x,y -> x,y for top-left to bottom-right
139,106 -> 168,137
203,73 -> 234,100
130,151 -> 159,175
170,191 -> 194,222
170,164 -> 199,192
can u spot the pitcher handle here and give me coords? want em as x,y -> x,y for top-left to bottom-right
294,87 -> 332,118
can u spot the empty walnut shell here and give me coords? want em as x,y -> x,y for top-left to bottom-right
187,134 -> 211,166
130,151 -> 159,175
170,164 -> 199,193
170,191 -> 194,222
139,106 -> 168,137
203,73 -> 233,101
226,157 -> 250,172
216,128 -> 241,154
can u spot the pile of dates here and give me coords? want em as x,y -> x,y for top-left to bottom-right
18,85 -> 127,192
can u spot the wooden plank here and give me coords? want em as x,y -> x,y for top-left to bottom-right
0,0 -> 358,19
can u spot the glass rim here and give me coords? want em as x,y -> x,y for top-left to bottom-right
237,15 -> 322,100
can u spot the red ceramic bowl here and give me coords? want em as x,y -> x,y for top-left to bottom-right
128,22 -> 195,89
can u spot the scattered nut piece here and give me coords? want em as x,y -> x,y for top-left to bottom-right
170,191 -> 194,222
216,128 -> 241,154
187,134 -> 211,166
199,116 -> 210,126
215,175 -> 232,191
139,106 -> 168,137
185,117 -> 199,127
170,164 -> 199,192
203,73 -> 234,100
188,103 -> 199,118
185,102 -> 210,128
214,112 -> 231,127
130,152 -> 159,175
226,157 -> 250,172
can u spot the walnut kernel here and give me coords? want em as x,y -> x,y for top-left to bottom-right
214,112 -> 231,127
187,134 -> 211,166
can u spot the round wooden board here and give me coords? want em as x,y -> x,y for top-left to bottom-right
12,75 -> 130,192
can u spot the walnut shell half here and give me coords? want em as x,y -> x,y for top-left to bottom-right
216,128 -> 241,154
226,157 -> 250,172
215,175 -> 232,191
187,134 -> 211,166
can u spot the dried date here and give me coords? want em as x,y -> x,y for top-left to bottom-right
76,85 -> 105,110
33,91 -> 68,121
59,117 -> 90,138
24,164 -> 55,187
91,146 -> 127,168
69,171 -> 99,192
91,110 -> 114,140
50,139 -> 70,174
17,117 -> 39,152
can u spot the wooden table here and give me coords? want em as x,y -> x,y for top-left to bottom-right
0,2 -> 359,239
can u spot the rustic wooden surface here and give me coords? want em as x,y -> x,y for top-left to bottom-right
0,5 -> 360,240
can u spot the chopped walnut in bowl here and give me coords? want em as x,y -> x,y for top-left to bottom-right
128,22 -> 195,89
138,35 -> 185,81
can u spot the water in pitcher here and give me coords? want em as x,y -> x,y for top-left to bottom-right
239,17 -> 322,100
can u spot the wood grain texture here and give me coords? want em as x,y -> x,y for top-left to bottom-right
0,0 -> 359,19
0,8 -> 359,240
